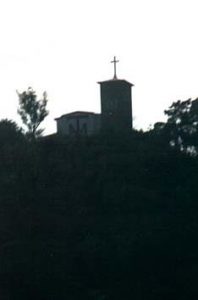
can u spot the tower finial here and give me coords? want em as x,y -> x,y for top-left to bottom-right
111,56 -> 119,79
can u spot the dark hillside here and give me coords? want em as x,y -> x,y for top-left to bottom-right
0,131 -> 198,299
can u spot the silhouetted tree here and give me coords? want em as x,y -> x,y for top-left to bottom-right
0,119 -> 27,196
164,98 -> 198,152
0,118 -> 24,143
17,87 -> 49,139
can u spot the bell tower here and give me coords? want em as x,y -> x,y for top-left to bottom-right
98,57 -> 134,133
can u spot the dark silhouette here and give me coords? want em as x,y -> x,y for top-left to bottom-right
98,78 -> 134,133
0,101 -> 198,299
0,119 -> 24,143
111,56 -> 119,79
1,62 -> 198,299
56,57 -> 134,136
17,87 -> 48,140
150,98 -> 198,154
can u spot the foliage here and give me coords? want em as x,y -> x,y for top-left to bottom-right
0,119 -> 29,199
0,119 -> 24,143
17,87 -> 49,139
164,98 -> 198,152
0,129 -> 198,299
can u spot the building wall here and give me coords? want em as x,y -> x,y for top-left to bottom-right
56,113 -> 101,136
99,80 -> 133,133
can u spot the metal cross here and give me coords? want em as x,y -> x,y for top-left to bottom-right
111,56 -> 119,79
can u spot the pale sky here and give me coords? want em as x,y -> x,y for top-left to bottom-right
1,0 -> 198,134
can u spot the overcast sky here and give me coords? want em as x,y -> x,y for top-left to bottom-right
1,0 -> 198,134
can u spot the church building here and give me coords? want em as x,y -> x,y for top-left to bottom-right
55,57 -> 134,136
55,111 -> 101,136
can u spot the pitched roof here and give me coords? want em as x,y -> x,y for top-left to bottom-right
55,111 -> 100,120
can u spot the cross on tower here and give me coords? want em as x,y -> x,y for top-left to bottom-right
111,56 -> 119,79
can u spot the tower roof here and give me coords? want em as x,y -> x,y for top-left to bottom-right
98,78 -> 134,86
